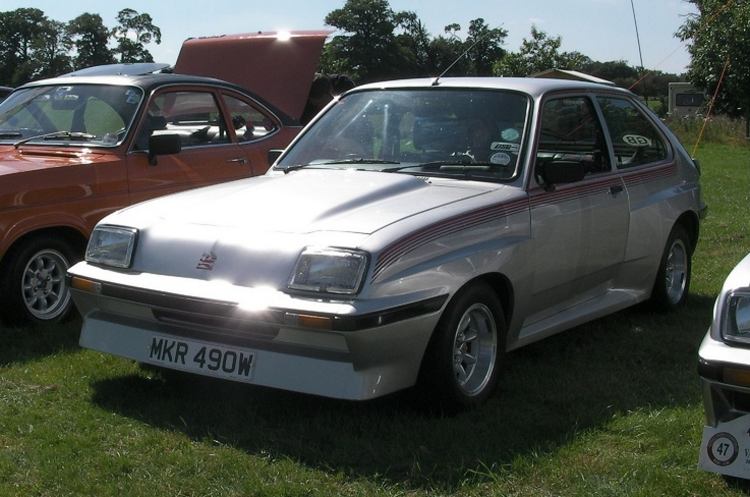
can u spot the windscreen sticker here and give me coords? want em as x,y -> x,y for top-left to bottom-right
501,128 -> 520,141
622,134 -> 652,148
125,89 -> 140,105
490,142 -> 520,154
490,152 -> 511,166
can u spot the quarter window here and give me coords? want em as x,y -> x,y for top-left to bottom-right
537,96 -> 610,177
134,91 -> 229,151
222,94 -> 277,142
597,97 -> 668,168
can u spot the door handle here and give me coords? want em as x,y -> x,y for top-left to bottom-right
609,184 -> 624,195
226,157 -> 248,165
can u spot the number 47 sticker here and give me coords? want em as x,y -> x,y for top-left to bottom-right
699,414 -> 750,479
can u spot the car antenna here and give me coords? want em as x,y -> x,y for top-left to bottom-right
431,33 -> 488,87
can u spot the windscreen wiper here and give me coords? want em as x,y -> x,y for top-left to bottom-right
280,158 -> 401,174
382,159 -> 496,172
0,131 -> 22,138
315,158 -> 401,165
13,130 -> 96,149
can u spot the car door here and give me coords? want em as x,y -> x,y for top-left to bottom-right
526,94 -> 629,321
126,86 -> 252,204
220,91 -> 298,175
595,95 -> 675,292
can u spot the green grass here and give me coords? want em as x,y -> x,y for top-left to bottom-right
1,142 -> 749,496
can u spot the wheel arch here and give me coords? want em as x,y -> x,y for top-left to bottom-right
0,226 -> 88,269
675,210 -> 700,255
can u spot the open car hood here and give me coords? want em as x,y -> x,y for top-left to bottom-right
174,30 -> 329,122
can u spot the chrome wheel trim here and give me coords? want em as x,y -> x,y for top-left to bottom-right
452,303 -> 497,396
665,238 -> 688,305
21,248 -> 71,320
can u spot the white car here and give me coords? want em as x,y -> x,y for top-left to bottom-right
68,77 -> 705,407
699,253 -> 750,478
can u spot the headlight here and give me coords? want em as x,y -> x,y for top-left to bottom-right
288,247 -> 368,295
85,225 -> 138,268
722,290 -> 750,342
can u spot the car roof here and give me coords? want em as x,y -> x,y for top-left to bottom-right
352,77 -> 635,99
17,73 -> 297,125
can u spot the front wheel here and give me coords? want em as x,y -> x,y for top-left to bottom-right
0,236 -> 79,325
650,224 -> 692,310
419,282 -> 505,408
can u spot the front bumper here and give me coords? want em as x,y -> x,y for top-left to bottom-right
68,262 -> 447,400
698,331 -> 750,478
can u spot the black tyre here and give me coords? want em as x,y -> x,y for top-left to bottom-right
650,224 -> 692,310
0,236 -> 79,325
419,282 -> 505,408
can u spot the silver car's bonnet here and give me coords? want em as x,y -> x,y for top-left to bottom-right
102,169 -> 501,288
108,169 -> 492,234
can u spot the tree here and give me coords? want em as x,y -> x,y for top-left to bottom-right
32,20 -> 72,79
464,18 -> 506,76
67,13 -> 115,69
677,0 -> 750,118
493,26 -> 585,77
112,8 -> 161,63
321,0 -> 404,82
0,8 -> 48,85
394,11 -> 431,77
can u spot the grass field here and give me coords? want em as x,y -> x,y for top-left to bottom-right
1,142 -> 749,496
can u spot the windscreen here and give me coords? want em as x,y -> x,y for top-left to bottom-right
277,88 -> 530,182
0,84 -> 143,147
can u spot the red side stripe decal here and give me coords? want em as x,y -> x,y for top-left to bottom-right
372,163 -> 676,281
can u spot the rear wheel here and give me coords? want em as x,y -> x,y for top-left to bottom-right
419,282 -> 505,408
0,236 -> 79,325
650,224 -> 692,310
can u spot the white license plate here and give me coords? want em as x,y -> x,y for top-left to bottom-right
699,413 -> 750,479
146,334 -> 255,380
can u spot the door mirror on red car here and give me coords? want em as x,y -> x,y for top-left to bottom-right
538,159 -> 586,190
148,134 -> 182,166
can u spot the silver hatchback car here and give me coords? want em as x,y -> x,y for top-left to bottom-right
68,77 -> 705,407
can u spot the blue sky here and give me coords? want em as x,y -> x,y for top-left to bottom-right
10,0 -> 697,74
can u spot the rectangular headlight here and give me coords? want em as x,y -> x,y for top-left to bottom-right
722,290 -> 750,343
289,247 -> 368,295
85,225 -> 138,268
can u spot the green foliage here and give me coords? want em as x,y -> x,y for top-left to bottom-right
493,26 -> 591,77
67,13 -> 115,69
678,0 -> 750,118
0,8 -> 162,86
112,8 -> 162,63
319,0 -> 506,82
0,8 -> 63,86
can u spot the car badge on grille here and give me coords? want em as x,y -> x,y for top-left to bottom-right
196,251 -> 217,270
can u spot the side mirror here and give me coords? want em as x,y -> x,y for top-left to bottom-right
538,160 -> 586,190
267,149 -> 284,165
148,134 -> 181,166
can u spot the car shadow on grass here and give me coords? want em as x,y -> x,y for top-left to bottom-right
0,317 -> 81,366
90,294 -> 714,491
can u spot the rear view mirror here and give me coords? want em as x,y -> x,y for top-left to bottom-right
148,134 -> 181,166
538,160 -> 586,189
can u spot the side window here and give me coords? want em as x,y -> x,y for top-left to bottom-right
134,91 -> 229,151
597,97 -> 668,168
538,96 -> 610,177
222,94 -> 278,142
